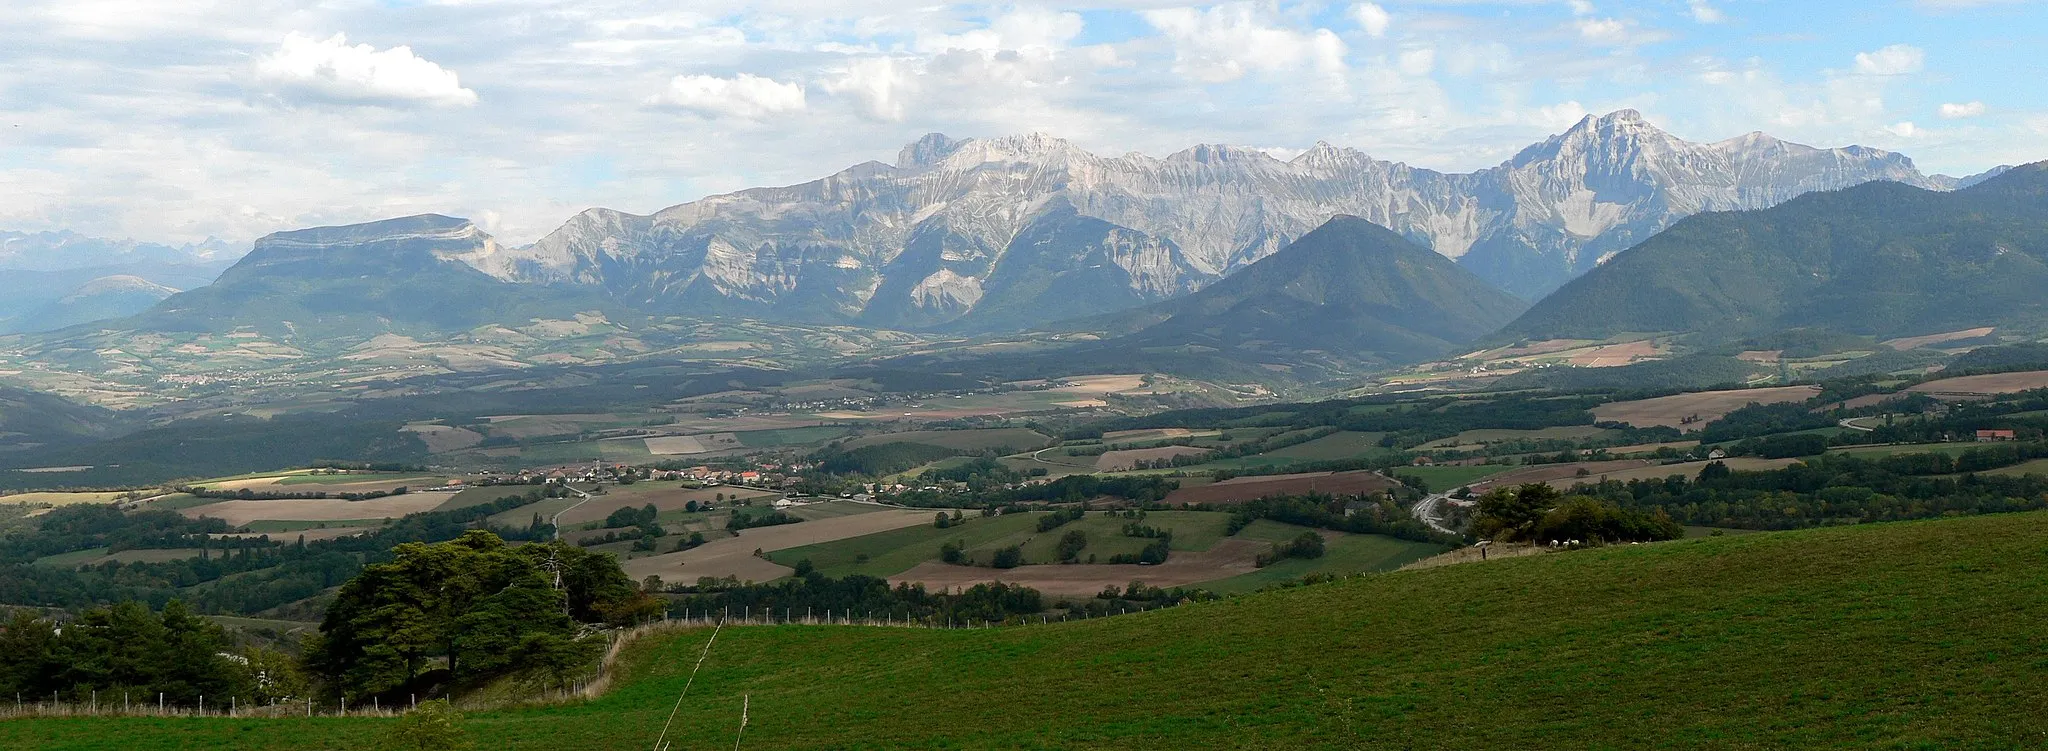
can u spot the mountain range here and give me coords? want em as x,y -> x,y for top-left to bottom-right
0,230 -> 239,334
4,111 -> 2036,393
1495,162 -> 2048,344
450,109 -> 1989,329
139,214 -> 607,344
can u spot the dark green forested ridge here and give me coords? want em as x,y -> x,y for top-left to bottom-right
1497,161 -> 2048,342
1057,214 -> 1529,368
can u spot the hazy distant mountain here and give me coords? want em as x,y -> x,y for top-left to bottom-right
11,275 -> 181,334
453,110 -> 1984,329
0,230 -> 238,271
1494,162 -> 2048,343
133,214 -> 604,346
0,230 -> 237,334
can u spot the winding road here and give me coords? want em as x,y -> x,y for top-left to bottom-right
1412,492 -> 1462,536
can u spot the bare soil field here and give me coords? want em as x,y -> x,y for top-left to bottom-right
1163,470 -> 1397,505
1102,428 -> 1202,442
214,526 -> 373,543
643,433 -> 741,455
841,428 -> 1051,452
1908,370 -> 2048,397
622,509 -> 935,585
1466,460 -> 1658,492
1096,446 -> 1214,472
199,474 -> 447,494
1051,374 -> 1150,394
890,538 -> 1270,597
559,485 -> 778,526
1556,339 -> 1665,367
1600,440 -> 1703,455
1737,350 -> 1784,363
179,495 -> 450,525
480,414 -> 629,439
1462,339 -> 1598,360
1528,458 -> 1798,490
1593,386 -> 1822,430
1885,327 -> 1995,350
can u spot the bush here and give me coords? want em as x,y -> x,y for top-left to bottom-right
990,545 -> 1024,569
1055,530 -> 1088,563
380,700 -> 471,751
1256,532 -> 1325,567
1037,507 -> 1085,532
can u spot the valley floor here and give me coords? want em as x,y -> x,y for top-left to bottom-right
10,511 -> 2048,749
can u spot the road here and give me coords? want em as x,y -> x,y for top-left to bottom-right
549,486 -> 594,541
1412,492 -> 1461,536
1839,417 -> 1876,433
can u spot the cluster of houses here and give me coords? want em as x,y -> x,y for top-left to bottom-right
468,461 -> 793,489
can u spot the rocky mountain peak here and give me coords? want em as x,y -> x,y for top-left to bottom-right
897,133 -> 967,169
63,275 -> 178,302
259,214 -> 480,249
449,108 -> 1981,321
936,132 -> 1089,168
1165,143 -> 1277,165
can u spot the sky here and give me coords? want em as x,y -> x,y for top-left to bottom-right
2,0 -> 2043,247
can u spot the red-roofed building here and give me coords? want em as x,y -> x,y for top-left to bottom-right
1977,429 -> 2017,442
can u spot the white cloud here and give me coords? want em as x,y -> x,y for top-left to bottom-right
1141,3 -> 1347,84
1938,101 -> 1987,119
253,33 -> 477,107
917,7 -> 1083,54
1567,0 -> 1596,16
1352,3 -> 1391,38
646,73 -> 806,119
1398,48 -> 1436,77
827,57 -> 919,121
1687,0 -> 1724,23
1853,44 -> 1925,76
1885,120 -> 1919,137
1575,18 -> 1662,47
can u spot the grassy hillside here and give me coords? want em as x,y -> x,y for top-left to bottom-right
13,511 -> 2048,748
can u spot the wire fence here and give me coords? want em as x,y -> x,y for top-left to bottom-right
0,604 -> 1165,721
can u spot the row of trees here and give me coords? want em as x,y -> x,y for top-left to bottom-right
1223,494 -> 1460,546
0,601 -> 302,708
0,491 -> 560,616
1468,484 -> 1684,544
1564,456 -> 2048,530
665,572 -> 1044,626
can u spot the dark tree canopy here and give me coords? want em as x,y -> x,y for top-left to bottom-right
308,530 -> 657,699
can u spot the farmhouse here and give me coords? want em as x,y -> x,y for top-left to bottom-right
1977,429 -> 2018,442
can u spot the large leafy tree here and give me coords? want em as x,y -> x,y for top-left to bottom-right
310,530 -> 656,699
